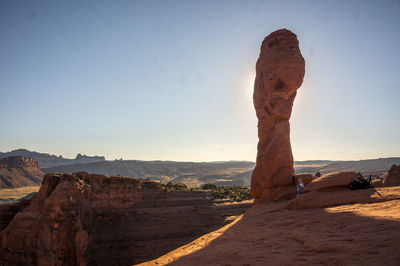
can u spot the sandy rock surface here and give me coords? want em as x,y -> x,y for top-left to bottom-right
143,187 -> 400,266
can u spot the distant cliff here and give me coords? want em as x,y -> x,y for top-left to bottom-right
2,149 -> 399,188
0,156 -> 44,188
0,149 -> 105,168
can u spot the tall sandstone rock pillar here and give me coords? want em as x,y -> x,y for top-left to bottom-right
251,29 -> 305,202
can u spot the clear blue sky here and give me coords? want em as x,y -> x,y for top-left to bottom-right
1,0 -> 399,161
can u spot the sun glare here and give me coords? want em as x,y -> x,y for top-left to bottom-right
245,74 -> 256,111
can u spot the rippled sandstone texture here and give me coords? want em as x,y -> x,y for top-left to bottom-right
251,29 -> 305,202
0,172 -> 250,266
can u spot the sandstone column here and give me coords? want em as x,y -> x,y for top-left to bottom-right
251,29 -> 305,202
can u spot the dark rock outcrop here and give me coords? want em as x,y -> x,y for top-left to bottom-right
251,29 -> 305,202
0,156 -> 44,188
0,200 -> 31,232
0,172 -> 250,265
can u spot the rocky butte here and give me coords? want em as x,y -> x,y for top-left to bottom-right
0,156 -> 44,188
251,29 -> 305,202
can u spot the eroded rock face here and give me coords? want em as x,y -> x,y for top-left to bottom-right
251,29 -> 305,202
0,172 -> 250,265
0,200 -> 31,232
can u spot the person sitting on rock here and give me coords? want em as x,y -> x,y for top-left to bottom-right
297,178 -> 305,195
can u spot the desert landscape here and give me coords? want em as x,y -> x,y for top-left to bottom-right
1,1 -> 400,265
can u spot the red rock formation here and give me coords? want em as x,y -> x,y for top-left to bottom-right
251,29 -> 305,202
384,164 -> 400,187
0,172 -> 251,265
0,156 -> 44,188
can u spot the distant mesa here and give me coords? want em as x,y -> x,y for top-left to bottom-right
75,153 -> 105,162
251,28 -> 305,202
0,156 -> 39,169
0,156 -> 44,189
0,149 -> 105,168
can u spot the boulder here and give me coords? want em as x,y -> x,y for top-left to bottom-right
295,173 -> 314,185
304,171 -> 358,193
384,164 -> 400,187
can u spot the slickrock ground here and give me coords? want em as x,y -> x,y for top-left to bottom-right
0,172 -> 251,266
143,187 -> 400,266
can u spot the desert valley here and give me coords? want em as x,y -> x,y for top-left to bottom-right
1,1 -> 400,265
1,151 -> 400,265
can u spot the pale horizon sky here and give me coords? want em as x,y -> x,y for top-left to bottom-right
1,0 -> 399,162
